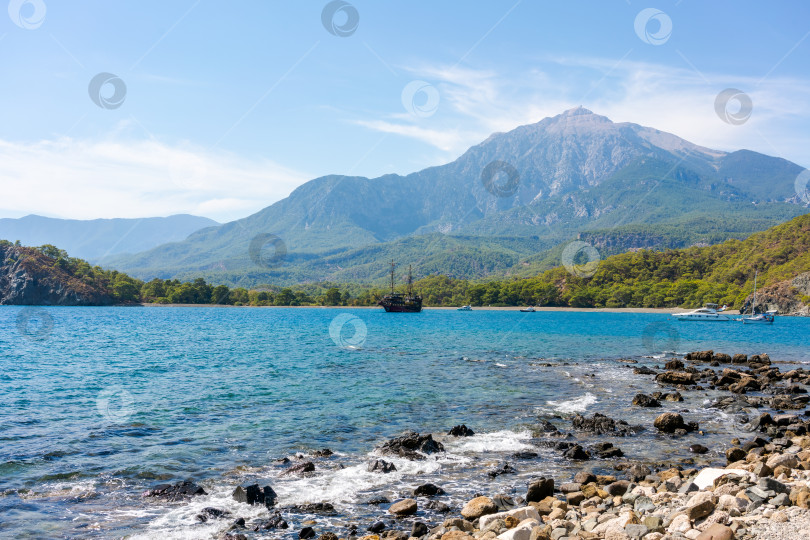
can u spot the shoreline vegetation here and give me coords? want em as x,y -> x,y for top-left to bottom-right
1,213 -> 808,310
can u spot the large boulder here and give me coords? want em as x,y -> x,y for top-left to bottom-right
631,394 -> 661,408
571,413 -> 640,436
655,371 -> 697,385
143,480 -> 206,501
377,432 -> 445,460
653,413 -> 698,434
448,424 -> 475,437
389,498 -> 418,516
232,484 -> 277,507
461,496 -> 498,519
526,477 -> 554,502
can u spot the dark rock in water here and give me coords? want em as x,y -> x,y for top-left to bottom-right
283,461 -> 315,475
365,496 -> 391,505
448,424 -> 475,437
312,448 -> 333,457
319,533 -> 339,540
487,462 -> 517,477
732,354 -> 748,364
591,442 -> 623,459
377,432 -> 445,460
690,444 -> 709,454
655,371 -> 697,385
749,353 -> 771,366
574,471 -> 597,484
195,507 -> 232,522
253,513 -> 289,530
492,494 -> 517,511
536,420 -> 560,433
368,459 -> 397,473
713,353 -> 732,363
232,484 -> 277,507
425,500 -> 451,513
411,522 -> 429,538
143,480 -> 206,501
664,359 -> 684,370
653,412 -> 698,434
625,464 -> 651,482
685,350 -> 713,362
290,503 -> 337,514
563,444 -> 590,460
223,534 -> 247,540
232,518 -> 246,528
299,526 -> 316,539
634,366 -> 657,375
413,483 -> 445,496
368,521 -> 386,533
526,477 -> 554,502
726,448 -> 747,463
512,451 -> 539,459
572,413 -> 641,436
632,394 -> 661,408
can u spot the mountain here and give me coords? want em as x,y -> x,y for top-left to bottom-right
0,214 -> 219,262
105,108 -> 808,285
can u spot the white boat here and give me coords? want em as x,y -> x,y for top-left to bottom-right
741,271 -> 774,324
457,305 -> 472,311
519,306 -> 536,312
672,303 -> 731,322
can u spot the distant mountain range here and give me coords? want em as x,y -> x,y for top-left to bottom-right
0,214 -> 219,262
103,108 -> 808,286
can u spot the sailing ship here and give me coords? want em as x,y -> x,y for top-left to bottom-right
741,270 -> 775,324
378,261 -> 423,313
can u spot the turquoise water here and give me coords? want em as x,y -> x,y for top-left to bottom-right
1,307 -> 808,538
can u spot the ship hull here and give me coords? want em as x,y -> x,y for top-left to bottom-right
378,295 -> 422,312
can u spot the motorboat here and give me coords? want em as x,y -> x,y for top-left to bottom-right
672,303 -> 730,322
457,305 -> 472,311
519,306 -> 536,312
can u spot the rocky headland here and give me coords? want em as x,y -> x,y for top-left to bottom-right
0,243 -> 113,305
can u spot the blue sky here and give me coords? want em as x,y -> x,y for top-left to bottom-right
2,1 -> 808,221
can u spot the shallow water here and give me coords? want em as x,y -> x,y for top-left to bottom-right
1,307 -> 808,538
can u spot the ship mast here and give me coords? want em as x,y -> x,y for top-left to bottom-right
390,260 -> 396,294
407,265 -> 414,296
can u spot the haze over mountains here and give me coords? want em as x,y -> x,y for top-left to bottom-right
99,108 -> 808,286
0,214 -> 219,262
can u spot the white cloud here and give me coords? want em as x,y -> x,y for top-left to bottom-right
0,138 -> 309,222
357,56 -> 810,169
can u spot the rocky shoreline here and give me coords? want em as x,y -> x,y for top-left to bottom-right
140,350 -> 810,540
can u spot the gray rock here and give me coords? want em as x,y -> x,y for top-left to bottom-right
624,524 -> 649,539
634,495 -> 655,513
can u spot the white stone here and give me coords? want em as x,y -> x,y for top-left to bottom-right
668,514 -> 691,533
692,467 -> 754,490
686,491 -> 716,507
480,507 -> 541,532
684,529 -> 701,540
495,519 -> 539,540
765,453 -> 798,469
717,494 -> 747,512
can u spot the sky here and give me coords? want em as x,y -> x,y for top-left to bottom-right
1,1 -> 809,222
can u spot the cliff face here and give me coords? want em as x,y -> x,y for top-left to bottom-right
742,272 -> 810,316
0,245 -> 114,305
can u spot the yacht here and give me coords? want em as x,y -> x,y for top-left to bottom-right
672,303 -> 731,322
457,305 -> 472,311
519,306 -> 536,312
740,271 -> 774,324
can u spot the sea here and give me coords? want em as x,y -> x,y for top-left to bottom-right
1,306 -> 808,538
